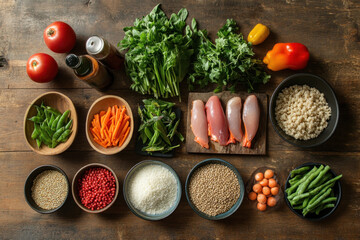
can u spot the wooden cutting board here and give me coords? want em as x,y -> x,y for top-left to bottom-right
186,91 -> 267,155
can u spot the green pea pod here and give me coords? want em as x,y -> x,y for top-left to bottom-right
31,123 -> 40,139
53,127 -> 65,141
44,109 -> 51,121
51,140 -> 58,148
35,105 -> 44,118
144,126 -> 153,140
36,139 -> 42,148
154,121 -> 171,145
57,129 -> 72,142
42,125 -> 54,137
28,116 -> 43,123
40,132 -> 52,146
51,115 -> 61,131
48,114 -> 55,127
46,106 -> 61,116
65,119 -> 73,130
56,110 -> 70,131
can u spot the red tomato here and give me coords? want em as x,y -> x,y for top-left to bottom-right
44,21 -> 76,53
26,53 -> 58,83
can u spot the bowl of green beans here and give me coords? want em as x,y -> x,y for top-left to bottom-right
284,163 -> 342,220
24,92 -> 78,155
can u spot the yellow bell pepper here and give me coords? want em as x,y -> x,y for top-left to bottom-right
247,23 -> 270,45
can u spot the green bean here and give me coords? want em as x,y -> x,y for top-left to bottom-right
65,119 -> 73,130
308,183 -> 334,207
289,174 -> 303,185
286,166 -> 318,195
308,165 -> 330,189
291,180 -> 334,203
307,188 -> 332,210
56,110 -> 70,131
51,115 -> 60,131
297,165 -> 324,195
290,166 -> 310,178
302,197 -> 310,208
316,172 -> 332,187
292,205 -> 304,210
320,197 -> 337,205
287,192 -> 297,200
315,203 -> 335,215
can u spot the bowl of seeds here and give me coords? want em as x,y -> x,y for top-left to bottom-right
24,165 -> 70,214
185,158 -> 245,220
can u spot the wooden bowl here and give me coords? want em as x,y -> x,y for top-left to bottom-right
72,163 -> 119,213
23,92 -> 78,155
86,95 -> 134,155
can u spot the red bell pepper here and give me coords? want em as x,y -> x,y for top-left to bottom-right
263,43 -> 310,71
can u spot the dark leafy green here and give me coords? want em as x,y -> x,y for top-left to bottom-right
138,99 -> 183,154
119,4 -> 194,100
188,19 -> 271,92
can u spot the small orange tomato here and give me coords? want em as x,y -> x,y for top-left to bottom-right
264,169 -> 274,179
268,178 -> 277,188
267,196 -> 277,207
262,186 -> 271,196
260,178 -> 269,187
253,183 -> 263,193
257,202 -> 267,211
255,172 -> 264,182
257,194 -> 267,204
271,187 -> 279,196
248,192 -> 257,201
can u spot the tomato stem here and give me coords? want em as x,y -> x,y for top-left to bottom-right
47,28 -> 55,37
32,60 -> 38,68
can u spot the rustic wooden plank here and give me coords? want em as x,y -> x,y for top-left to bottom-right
186,92 -> 267,155
0,151 -> 358,239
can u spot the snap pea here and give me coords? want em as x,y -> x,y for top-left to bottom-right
154,121 -> 171,145
51,115 -> 60,131
57,129 -> 72,142
44,109 -> 51,121
35,105 -> 44,118
48,114 -> 55,127
290,166 -> 310,178
28,116 -> 43,123
308,165 -> 330,190
65,119 -> 73,130
46,106 -> 61,116
56,110 -> 70,131
36,139 -> 42,148
31,123 -> 40,139
52,127 -> 65,141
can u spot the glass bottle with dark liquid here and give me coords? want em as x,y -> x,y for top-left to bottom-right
65,54 -> 113,90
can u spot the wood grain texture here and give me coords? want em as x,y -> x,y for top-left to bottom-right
186,92 -> 267,155
1,0 -> 360,239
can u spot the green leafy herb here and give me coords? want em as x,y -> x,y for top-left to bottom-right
188,19 -> 271,92
138,99 -> 183,154
119,4 -> 194,100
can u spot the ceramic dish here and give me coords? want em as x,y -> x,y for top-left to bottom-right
284,162 -> 342,221
269,73 -> 339,148
185,158 -> 245,220
24,92 -> 78,155
72,163 -> 119,213
123,160 -> 182,220
86,95 -> 134,155
24,165 -> 70,214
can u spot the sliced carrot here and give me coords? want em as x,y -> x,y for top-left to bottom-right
99,111 -> 106,117
119,127 -> 130,146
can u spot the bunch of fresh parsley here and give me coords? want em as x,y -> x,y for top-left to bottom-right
188,19 -> 270,92
119,4 -> 194,100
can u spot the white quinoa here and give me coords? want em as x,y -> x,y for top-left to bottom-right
31,170 -> 68,210
275,85 -> 331,140
188,164 -> 240,217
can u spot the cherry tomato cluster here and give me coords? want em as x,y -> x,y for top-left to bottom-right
248,169 -> 280,211
27,21 -> 76,83
78,167 -> 116,211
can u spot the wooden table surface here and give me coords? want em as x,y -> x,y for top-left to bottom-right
1,0 -> 359,239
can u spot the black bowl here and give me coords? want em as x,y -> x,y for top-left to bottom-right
284,162 -> 341,221
185,158 -> 245,220
24,165 -> 70,214
269,73 -> 339,147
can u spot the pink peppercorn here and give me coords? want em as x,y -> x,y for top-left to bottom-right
78,167 -> 116,210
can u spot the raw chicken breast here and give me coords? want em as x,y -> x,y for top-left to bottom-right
226,97 -> 243,144
242,95 -> 260,148
205,96 -> 229,146
191,100 -> 209,148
